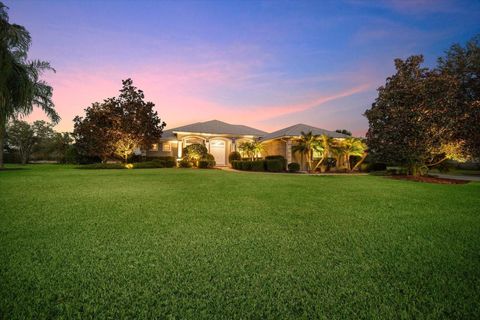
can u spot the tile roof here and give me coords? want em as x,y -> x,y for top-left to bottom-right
160,120 -> 267,139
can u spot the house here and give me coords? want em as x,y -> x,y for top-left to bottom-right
147,119 -> 348,167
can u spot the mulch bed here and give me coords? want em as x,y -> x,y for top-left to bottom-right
390,175 -> 469,184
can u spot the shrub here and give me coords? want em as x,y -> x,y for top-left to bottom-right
77,163 -> 125,169
134,161 -> 165,169
183,143 -> 208,162
178,158 -> 192,168
288,162 -> 300,173
164,159 -> 176,168
231,160 -> 240,170
228,151 -> 242,164
265,155 -> 287,170
198,159 -> 215,168
266,159 -> 284,172
251,160 -> 266,171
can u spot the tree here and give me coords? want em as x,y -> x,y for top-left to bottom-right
5,119 -> 35,164
335,129 -> 352,136
183,143 -> 208,166
0,3 -> 59,168
73,79 -> 166,163
341,137 -> 366,171
313,134 -> 334,171
292,131 -> 320,171
437,35 -> 480,159
364,55 -> 462,175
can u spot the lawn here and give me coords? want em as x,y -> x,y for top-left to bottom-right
1,165 -> 479,319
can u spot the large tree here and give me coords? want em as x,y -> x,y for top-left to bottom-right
73,79 -> 166,162
0,2 -> 58,168
437,35 -> 480,159
364,55 -> 463,175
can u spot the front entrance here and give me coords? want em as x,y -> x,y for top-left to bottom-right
209,140 -> 226,166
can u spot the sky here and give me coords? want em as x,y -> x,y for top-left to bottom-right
6,0 -> 480,136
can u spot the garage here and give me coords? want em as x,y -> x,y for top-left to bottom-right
209,140 -> 226,166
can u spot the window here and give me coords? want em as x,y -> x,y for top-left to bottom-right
162,143 -> 171,152
150,144 -> 158,151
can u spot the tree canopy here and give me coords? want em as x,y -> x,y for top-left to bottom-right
73,79 -> 166,162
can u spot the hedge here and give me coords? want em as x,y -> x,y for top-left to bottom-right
231,159 -> 285,172
265,155 -> 287,170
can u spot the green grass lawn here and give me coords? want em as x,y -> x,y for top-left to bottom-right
1,165 -> 479,319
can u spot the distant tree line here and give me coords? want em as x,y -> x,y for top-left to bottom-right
4,120 -> 72,164
365,35 -> 480,175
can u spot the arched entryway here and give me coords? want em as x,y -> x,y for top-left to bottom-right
209,139 -> 226,166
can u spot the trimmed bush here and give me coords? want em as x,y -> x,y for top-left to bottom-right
77,163 -> 125,170
265,155 -> 287,170
198,159 -> 215,168
288,162 -> 300,173
266,159 -> 284,172
134,161 -> 165,169
178,159 -> 193,168
251,160 -> 266,171
164,159 -> 176,168
228,151 -> 242,164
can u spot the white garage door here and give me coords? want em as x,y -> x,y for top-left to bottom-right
210,140 -> 226,166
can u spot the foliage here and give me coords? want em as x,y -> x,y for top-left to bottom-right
178,158 -> 192,168
73,79 -> 166,163
265,159 -> 284,172
335,129 -> 352,136
228,151 -> 241,163
292,131 -> 321,171
312,134 -> 334,171
183,143 -> 208,163
238,140 -> 263,160
0,3 -> 59,167
437,35 -> 480,159
265,155 -> 287,170
287,162 -> 300,172
5,119 -> 35,164
364,55 -> 463,175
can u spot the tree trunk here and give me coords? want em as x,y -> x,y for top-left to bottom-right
352,152 -> 368,171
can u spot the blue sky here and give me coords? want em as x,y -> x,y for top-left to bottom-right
7,0 -> 480,135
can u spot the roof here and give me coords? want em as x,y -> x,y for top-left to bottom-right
160,120 -> 267,140
260,123 -> 349,141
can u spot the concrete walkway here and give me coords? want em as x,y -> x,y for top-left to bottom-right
431,173 -> 480,182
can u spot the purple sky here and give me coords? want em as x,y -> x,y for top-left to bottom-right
7,0 -> 480,136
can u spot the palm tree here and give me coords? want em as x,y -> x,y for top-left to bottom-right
0,3 -> 58,167
292,131 -> 319,171
334,137 -> 366,171
251,140 -> 264,160
313,134 -> 334,171
238,141 -> 255,160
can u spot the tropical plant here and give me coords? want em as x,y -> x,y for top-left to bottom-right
342,137 -> 366,170
313,134 -> 334,171
238,140 -> 264,160
292,131 -> 320,171
0,3 -> 59,167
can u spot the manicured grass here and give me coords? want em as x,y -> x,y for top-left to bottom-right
1,165 -> 479,318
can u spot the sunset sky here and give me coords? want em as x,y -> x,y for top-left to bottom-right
7,0 -> 480,136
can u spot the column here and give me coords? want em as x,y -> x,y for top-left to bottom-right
177,140 -> 183,159
286,140 -> 292,164
205,139 -> 210,153
231,138 -> 236,152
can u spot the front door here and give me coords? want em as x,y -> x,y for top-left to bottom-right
210,140 -> 226,166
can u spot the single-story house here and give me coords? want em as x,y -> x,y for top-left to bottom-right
147,119 -> 348,167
